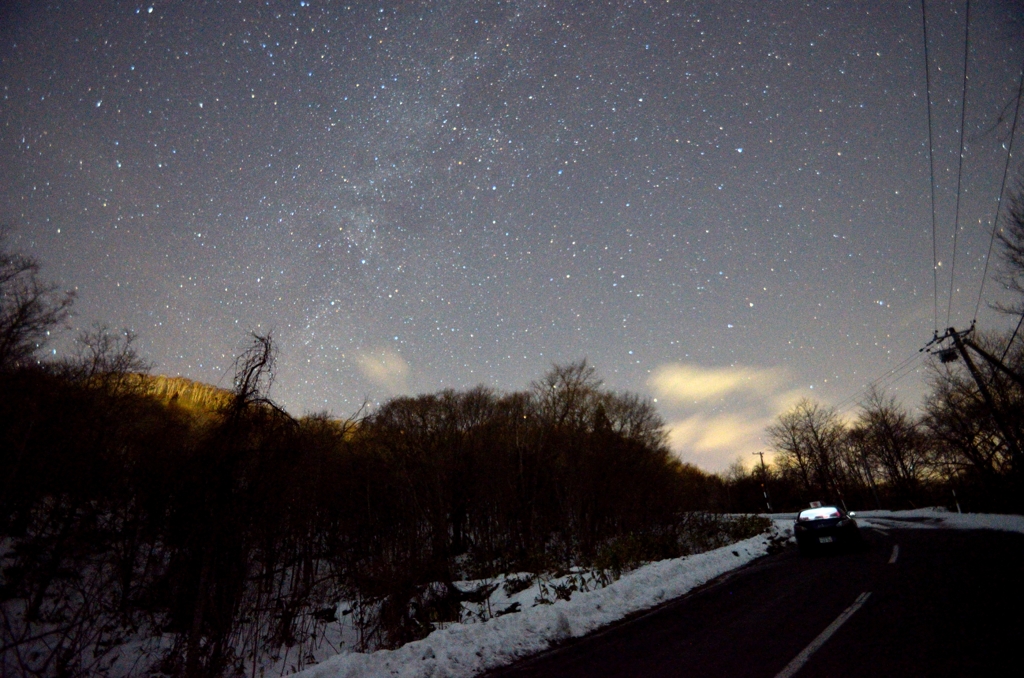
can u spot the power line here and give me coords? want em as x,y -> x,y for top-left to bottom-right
869,354 -> 922,392
832,365 -> 919,414
945,0 -> 972,328
921,0 -> 940,336
831,351 -> 923,412
1001,311 -> 1024,363
974,56 -> 1024,323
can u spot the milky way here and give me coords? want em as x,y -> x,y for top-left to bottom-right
2,0 -> 1022,470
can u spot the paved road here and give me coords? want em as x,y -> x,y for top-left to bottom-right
486,524 -> 1024,677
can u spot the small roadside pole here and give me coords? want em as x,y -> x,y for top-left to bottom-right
858,446 -> 883,510
753,450 -> 773,513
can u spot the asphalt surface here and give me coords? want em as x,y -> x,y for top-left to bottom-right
485,523 -> 1024,677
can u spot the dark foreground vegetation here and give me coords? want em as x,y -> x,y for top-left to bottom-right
0,348 -> 764,677
0,232 -> 766,677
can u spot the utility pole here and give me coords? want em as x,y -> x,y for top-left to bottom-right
923,326 -> 1024,467
949,328 -> 1024,466
752,450 -> 773,513
961,335 -> 1024,390
858,444 -> 883,510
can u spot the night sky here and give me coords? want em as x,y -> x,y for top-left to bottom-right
3,0 -> 1022,471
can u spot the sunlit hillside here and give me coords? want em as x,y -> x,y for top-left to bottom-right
127,374 -> 357,435
126,373 -> 235,414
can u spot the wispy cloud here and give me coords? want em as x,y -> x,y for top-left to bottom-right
650,363 -> 784,404
667,413 -> 765,453
355,348 -> 410,394
649,362 -> 796,472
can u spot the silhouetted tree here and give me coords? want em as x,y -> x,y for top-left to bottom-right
767,399 -> 851,507
0,229 -> 74,370
923,330 -> 1024,510
997,183 -> 1024,314
848,387 -> 929,508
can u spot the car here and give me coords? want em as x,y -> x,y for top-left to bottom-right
794,505 -> 863,554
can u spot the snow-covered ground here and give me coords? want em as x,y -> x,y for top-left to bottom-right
853,507 -> 1024,533
290,509 -> 1024,678
767,507 -> 1024,535
290,528 -> 787,678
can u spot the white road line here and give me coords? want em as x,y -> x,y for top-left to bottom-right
888,544 -> 900,564
872,527 -> 890,536
773,592 -> 872,678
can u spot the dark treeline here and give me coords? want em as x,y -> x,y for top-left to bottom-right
719,334 -> 1024,515
1,233 -> 762,677
0,349 -> 759,677
720,186 -> 1024,516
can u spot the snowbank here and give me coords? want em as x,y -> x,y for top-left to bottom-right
290,533 -> 776,678
290,509 -> 1024,678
